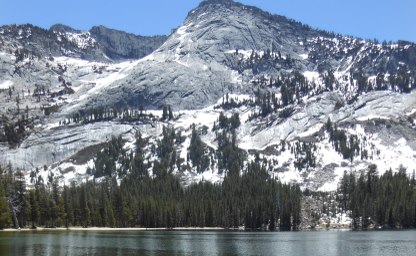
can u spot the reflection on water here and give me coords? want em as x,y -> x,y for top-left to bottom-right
0,230 -> 416,256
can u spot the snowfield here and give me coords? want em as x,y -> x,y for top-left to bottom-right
1,1 -> 415,193
1,89 -> 414,191
0,80 -> 13,89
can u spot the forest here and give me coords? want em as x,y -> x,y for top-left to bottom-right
3,156 -> 415,231
0,161 -> 301,230
0,111 -> 415,231
337,165 -> 416,229
0,125 -> 302,231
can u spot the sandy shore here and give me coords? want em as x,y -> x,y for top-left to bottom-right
1,227 -> 227,232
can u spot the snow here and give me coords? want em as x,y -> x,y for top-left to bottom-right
315,137 -> 347,191
215,94 -> 252,105
299,53 -> 308,60
47,159 -> 94,186
406,108 -> 416,116
320,211 -> 352,227
278,169 -> 302,185
176,22 -> 193,42
372,135 -> 416,174
356,115 -> 390,122
180,137 -> 191,160
53,57 -> 141,111
0,80 -> 13,89
169,22 -> 195,67
43,121 -> 62,131
3,41 -> 414,191
174,106 -> 219,131
78,60 -> 138,101
63,32 -> 96,49
296,124 -> 323,138
319,183 -> 336,192
140,53 -> 156,62
336,212 -> 352,226
54,56 -> 94,66
303,71 -> 320,82
225,49 -> 265,60
85,91 -> 416,189
181,168 -> 224,185
389,44 -> 399,49
230,70 -> 242,84
11,86 -> 416,191
198,12 -> 208,19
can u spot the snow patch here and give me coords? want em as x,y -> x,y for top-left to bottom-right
296,124 -> 323,138
303,71 -> 320,81
406,108 -> 416,116
0,80 -> 13,89
356,115 -> 390,122
63,32 -> 96,49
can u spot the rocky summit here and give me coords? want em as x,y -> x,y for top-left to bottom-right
0,0 -> 415,191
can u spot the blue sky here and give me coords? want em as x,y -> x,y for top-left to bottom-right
0,0 -> 415,42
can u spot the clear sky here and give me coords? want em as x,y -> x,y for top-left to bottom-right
0,0 -> 415,42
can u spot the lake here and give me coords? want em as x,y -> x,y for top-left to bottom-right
1,230 -> 416,256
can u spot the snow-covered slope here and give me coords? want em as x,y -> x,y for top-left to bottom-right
64,0 -> 415,111
3,90 -> 415,191
0,0 -> 415,191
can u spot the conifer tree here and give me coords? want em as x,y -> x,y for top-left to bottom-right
0,188 -> 11,229
29,190 -> 39,228
189,125 -> 205,172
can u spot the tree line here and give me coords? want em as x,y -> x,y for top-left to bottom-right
0,117 -> 302,230
0,160 -> 301,231
337,165 -> 416,229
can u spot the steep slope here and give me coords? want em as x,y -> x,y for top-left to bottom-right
0,24 -> 100,60
90,26 -> 167,60
0,23 -> 167,62
66,0 -> 415,111
63,0 -> 319,110
0,23 -> 167,106
0,0 -> 415,191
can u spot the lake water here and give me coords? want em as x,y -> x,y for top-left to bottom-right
1,230 -> 416,256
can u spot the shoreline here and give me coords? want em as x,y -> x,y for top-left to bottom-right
0,227 -> 228,232
0,226 -> 351,232
2,225 -> 405,232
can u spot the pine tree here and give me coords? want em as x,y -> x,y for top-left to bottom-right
80,186 -> 91,228
189,125 -> 205,172
0,188 -> 11,229
29,190 -> 39,228
325,117 -> 332,132
162,106 -> 168,120
168,106 -> 174,120
63,186 -> 71,228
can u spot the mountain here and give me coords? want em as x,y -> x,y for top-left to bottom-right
0,0 -> 415,191
89,26 -> 168,60
62,0 -> 416,111
0,23 -> 167,62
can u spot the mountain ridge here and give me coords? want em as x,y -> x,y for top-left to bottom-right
0,23 -> 167,61
62,0 -> 415,110
0,0 -> 415,192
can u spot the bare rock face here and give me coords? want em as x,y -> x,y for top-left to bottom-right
0,0 -> 415,190
0,23 -> 167,62
68,0 -> 415,111
89,26 -> 167,60
71,0 -> 316,110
